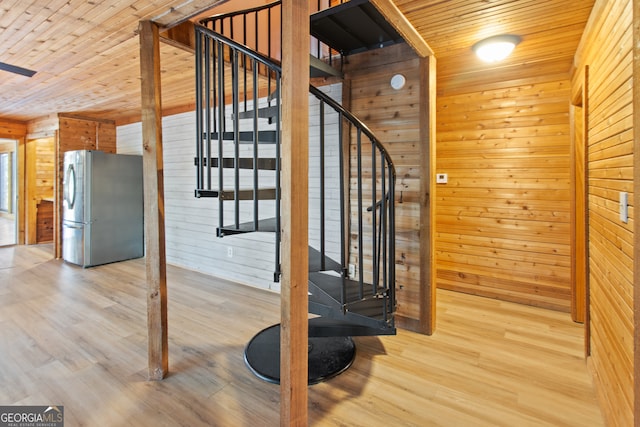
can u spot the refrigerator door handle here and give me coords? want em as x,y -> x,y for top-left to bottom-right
64,164 -> 76,209
63,222 -> 84,230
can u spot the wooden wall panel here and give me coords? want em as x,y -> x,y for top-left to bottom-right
0,119 -> 27,139
344,43 -> 424,327
27,114 -> 58,138
572,0 -> 634,425
36,200 -> 54,243
35,137 -> 54,201
436,66 -> 572,311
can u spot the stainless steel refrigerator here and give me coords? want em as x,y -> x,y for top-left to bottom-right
62,150 -> 144,267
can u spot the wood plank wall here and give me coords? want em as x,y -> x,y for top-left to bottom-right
344,43 -> 424,328
34,138 -> 54,202
435,60 -> 572,311
572,0 -> 634,424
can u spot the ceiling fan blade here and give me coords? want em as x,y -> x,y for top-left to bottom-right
0,62 -> 36,77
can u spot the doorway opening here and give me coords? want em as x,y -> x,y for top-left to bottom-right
0,139 -> 17,246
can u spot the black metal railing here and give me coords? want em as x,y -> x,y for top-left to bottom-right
308,85 -> 396,318
199,0 -> 345,73
195,1 -> 395,324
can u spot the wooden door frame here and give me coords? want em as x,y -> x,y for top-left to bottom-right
570,65 -> 589,355
0,138 -> 19,245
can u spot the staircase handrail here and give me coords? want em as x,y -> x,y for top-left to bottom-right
308,85 -> 395,176
197,25 -> 281,73
197,24 -> 395,179
199,1 -> 281,26
199,0 -> 342,68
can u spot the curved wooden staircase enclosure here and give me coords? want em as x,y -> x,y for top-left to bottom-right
193,1 -> 397,344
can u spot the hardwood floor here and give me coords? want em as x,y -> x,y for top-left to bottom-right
0,244 -> 603,426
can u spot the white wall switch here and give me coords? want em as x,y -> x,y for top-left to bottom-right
436,173 -> 448,184
620,192 -> 628,223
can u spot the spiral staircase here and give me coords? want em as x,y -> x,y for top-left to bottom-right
194,0 -> 401,384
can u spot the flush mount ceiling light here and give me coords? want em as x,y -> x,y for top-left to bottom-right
472,35 -> 521,63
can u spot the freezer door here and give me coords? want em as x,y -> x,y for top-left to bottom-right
86,153 -> 144,266
62,220 -> 86,266
62,150 -> 86,224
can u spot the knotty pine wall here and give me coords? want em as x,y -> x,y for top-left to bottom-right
435,60 -> 572,311
572,0 -> 634,424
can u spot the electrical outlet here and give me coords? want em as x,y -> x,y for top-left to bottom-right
227,247 -> 233,258
436,173 -> 448,184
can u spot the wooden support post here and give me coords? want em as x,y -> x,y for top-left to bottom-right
280,0 -> 309,424
139,20 -> 169,381
419,55 -> 436,334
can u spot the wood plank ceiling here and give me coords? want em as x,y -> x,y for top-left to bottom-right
0,0 -> 595,125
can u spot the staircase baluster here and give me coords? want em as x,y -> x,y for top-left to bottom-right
338,111 -> 347,309
204,35 -> 212,191
195,30 -> 202,191
267,8 -> 272,108
381,152 -> 387,299
252,61 -> 259,230
356,128 -> 364,299
274,76 -> 282,281
216,41 -> 225,231
232,49 -> 240,229
371,138 -> 377,295
319,101 -> 326,271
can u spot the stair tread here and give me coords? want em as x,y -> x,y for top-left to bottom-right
198,157 -> 278,170
309,271 -> 382,304
308,246 -> 342,273
308,316 -> 395,337
218,217 -> 277,236
204,130 -> 277,144
309,55 -> 342,78
310,0 -> 404,56
195,187 -> 276,200
236,105 -> 280,120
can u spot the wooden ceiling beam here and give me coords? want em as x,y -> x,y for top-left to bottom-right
369,0 -> 434,57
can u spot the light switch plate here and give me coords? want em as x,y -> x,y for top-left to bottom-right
436,173 -> 448,184
620,192 -> 628,223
